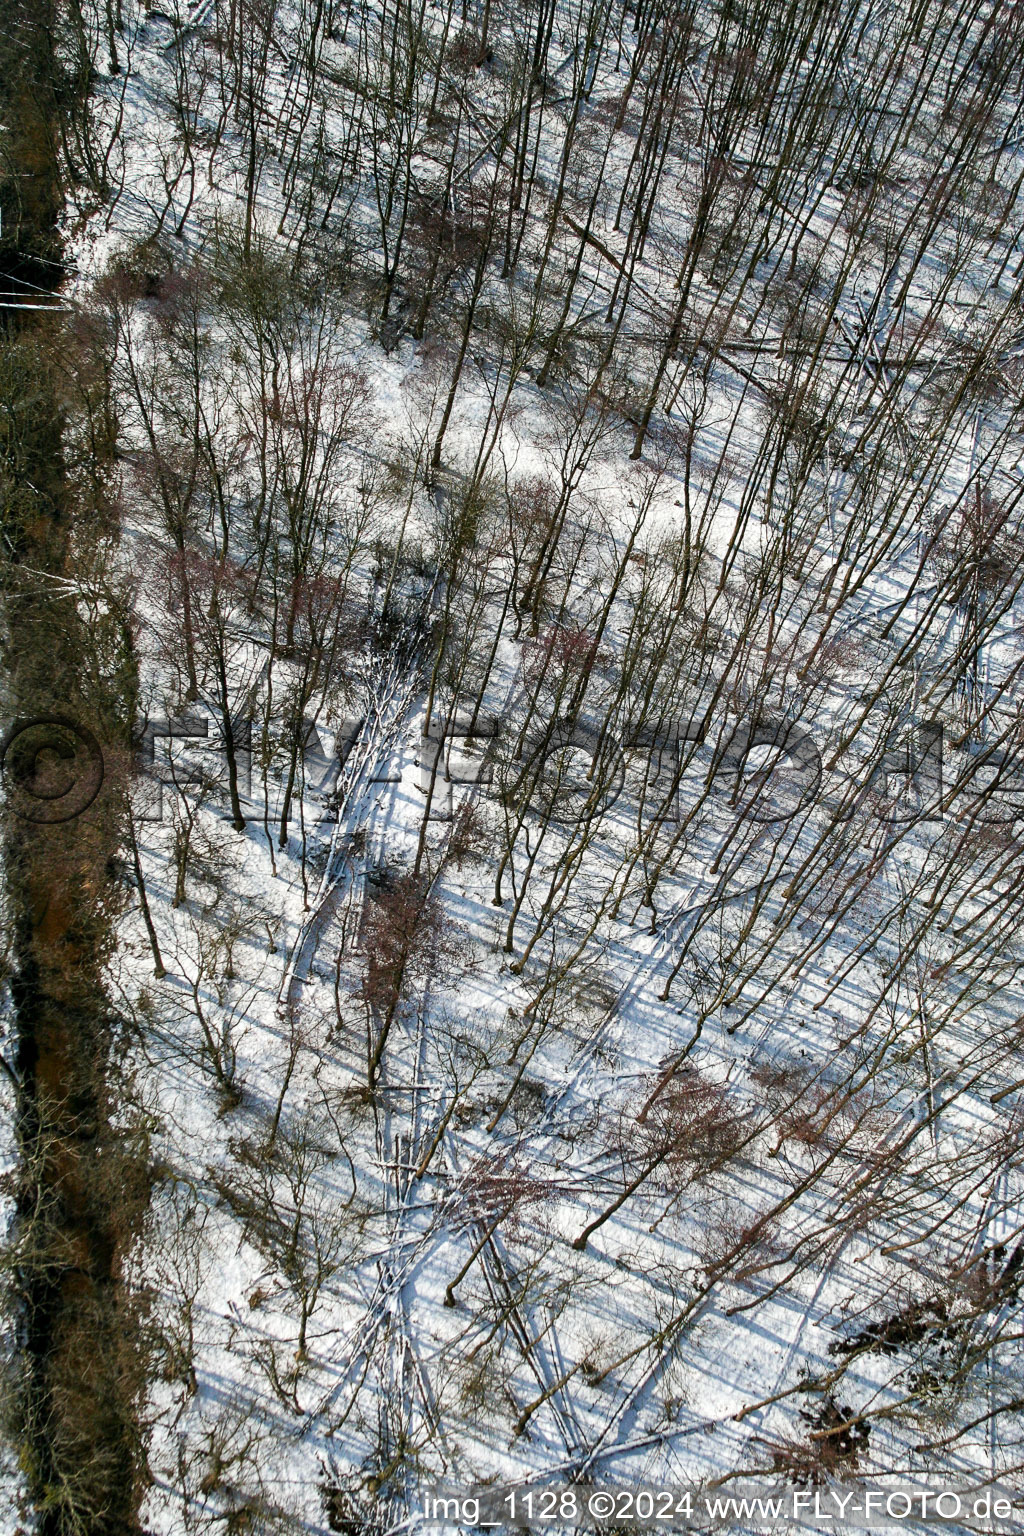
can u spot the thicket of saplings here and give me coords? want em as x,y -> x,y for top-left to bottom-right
2,0 -> 1024,1528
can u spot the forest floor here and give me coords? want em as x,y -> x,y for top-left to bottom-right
4,0 -> 1024,1532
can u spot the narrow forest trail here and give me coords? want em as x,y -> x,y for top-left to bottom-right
1,6 -> 149,1532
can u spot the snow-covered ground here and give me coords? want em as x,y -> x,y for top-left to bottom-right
21,0 -> 1024,1528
